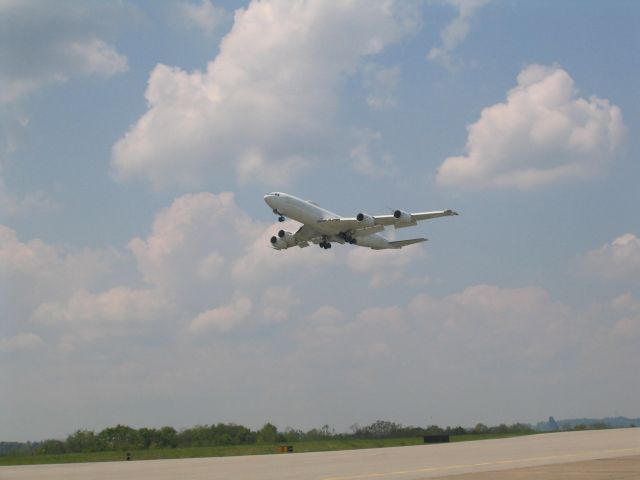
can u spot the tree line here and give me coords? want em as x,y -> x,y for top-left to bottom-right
3,420 -> 591,456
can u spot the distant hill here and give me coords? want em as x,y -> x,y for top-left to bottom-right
535,416 -> 639,431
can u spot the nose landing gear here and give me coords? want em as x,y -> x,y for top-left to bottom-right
272,209 -> 285,222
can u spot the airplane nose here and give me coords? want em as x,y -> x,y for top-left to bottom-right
264,194 -> 273,206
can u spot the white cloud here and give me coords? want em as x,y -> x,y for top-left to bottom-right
111,0 -> 418,189
196,251 -> 225,280
346,244 -> 423,288
306,305 -> 345,324
189,295 -> 252,333
0,178 -> 60,216
427,0 -> 489,70
582,233 -> 640,280
350,130 -> 398,179
129,192 -> 259,291
236,151 -> 309,187
610,294 -> 640,338
362,63 -> 401,110
260,286 -> 299,324
0,224 -> 115,323
0,1 -> 129,103
0,1 -> 130,216
231,220 -> 336,285
179,0 -> 228,37
437,64 -> 626,189
30,285 -> 173,352
357,305 -> 406,330
33,287 -> 172,334
0,332 -> 44,352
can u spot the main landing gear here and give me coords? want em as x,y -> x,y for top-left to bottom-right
319,238 -> 332,249
338,232 -> 357,244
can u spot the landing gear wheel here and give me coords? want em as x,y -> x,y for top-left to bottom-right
278,216 -> 285,222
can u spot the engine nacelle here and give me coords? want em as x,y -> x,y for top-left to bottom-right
393,209 -> 413,225
277,229 -> 296,247
356,212 -> 375,227
270,235 -> 288,250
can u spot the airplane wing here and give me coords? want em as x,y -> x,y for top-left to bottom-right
388,238 -> 428,248
294,224 -> 322,242
318,209 -> 458,232
372,210 -> 458,226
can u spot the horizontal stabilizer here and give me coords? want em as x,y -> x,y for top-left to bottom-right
388,238 -> 428,248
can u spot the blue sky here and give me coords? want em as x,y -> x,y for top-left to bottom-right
1,0 -> 639,441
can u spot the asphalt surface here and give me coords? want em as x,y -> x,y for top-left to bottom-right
440,455 -> 640,479
1,428 -> 638,480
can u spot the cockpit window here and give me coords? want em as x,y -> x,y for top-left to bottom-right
273,192 -> 280,196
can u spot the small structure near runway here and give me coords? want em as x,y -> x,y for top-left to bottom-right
424,434 -> 450,444
278,445 -> 294,453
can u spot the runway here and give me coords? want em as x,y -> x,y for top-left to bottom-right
1,428 -> 638,480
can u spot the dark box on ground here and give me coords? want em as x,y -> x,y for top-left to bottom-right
423,435 -> 450,444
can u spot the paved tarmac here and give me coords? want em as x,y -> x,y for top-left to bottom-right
440,455 -> 640,479
1,428 -> 638,480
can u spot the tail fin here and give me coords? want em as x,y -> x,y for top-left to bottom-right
388,238 -> 427,249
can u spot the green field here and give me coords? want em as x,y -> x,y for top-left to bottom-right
0,433 -> 538,466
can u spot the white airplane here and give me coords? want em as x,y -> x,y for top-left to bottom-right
264,192 -> 458,250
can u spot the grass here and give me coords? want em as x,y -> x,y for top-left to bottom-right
0,433 -> 538,466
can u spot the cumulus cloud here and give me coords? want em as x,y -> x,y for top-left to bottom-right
350,130 -> 398,179
0,179 -> 60,216
3,191 -> 314,351
0,224 -> 114,321
33,287 -> 173,347
231,220 -> 336,285
306,305 -> 345,324
0,224 -> 126,351
129,192 -> 259,292
0,1 -> 130,215
0,1 -> 129,103
362,63 -> 401,110
295,284 -> 578,384
347,244 -> 424,288
610,293 -> 640,338
260,286 -> 299,324
34,288 -> 171,326
437,64 -> 626,189
178,0 -> 228,37
582,233 -> 640,280
189,295 -> 252,333
427,0 -> 489,70
126,192 -> 336,333
111,0 -> 418,189
0,332 -> 44,352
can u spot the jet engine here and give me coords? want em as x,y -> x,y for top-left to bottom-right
277,229 -> 296,247
356,212 -> 375,226
270,235 -> 288,250
393,209 -> 413,225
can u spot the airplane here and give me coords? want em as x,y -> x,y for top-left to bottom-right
264,192 -> 458,250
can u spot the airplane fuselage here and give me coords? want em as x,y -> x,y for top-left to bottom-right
264,192 -> 393,249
